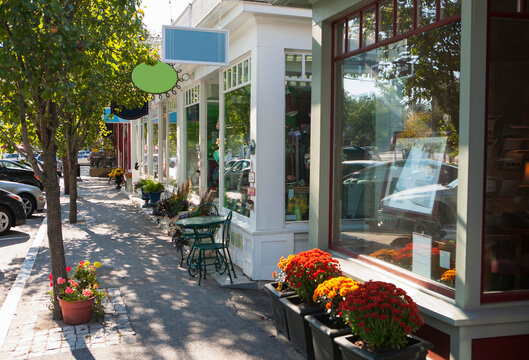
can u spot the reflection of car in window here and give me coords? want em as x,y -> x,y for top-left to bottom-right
342,146 -> 380,161
342,160 -> 457,221
224,159 -> 250,190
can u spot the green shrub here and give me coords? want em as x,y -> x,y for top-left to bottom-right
143,180 -> 164,194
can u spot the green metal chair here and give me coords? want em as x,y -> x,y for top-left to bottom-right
190,211 -> 236,285
172,202 -> 219,267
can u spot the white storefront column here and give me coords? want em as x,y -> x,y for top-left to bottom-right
147,114 -> 153,176
158,102 -> 166,182
176,91 -> 185,184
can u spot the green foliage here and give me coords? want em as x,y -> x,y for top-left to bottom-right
134,178 -> 149,190
142,179 -> 164,194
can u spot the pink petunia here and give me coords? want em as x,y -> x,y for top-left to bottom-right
65,287 -> 74,294
82,289 -> 92,297
57,277 -> 66,285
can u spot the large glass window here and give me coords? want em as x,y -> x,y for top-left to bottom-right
483,16 -> 529,297
207,83 -> 220,195
168,113 -> 177,181
224,84 -> 251,217
152,120 -> 159,178
186,104 -> 199,188
285,53 -> 311,221
333,22 -> 460,290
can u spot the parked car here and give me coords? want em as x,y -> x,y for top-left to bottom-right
0,180 -> 45,217
224,159 -> 250,190
0,188 -> 26,235
0,160 -> 43,190
36,154 -> 63,176
77,152 -> 90,166
342,146 -> 381,161
2,153 -> 25,162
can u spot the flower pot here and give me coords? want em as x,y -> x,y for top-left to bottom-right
58,296 -> 95,325
306,313 -> 351,360
149,191 -> 163,206
334,334 -> 432,360
264,282 -> 296,339
280,295 -> 323,360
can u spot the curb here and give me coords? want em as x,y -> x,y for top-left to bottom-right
0,217 -> 47,349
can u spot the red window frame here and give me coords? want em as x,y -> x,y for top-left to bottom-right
329,0 -> 461,299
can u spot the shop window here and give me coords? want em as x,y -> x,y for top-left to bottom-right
378,0 -> 394,41
333,22 -> 460,292
143,122 -> 148,165
152,119 -> 159,178
347,16 -> 360,52
418,0 -> 437,27
207,101 -> 219,195
441,0 -> 461,18
286,54 -> 303,79
168,114 -> 177,182
224,85 -> 251,217
185,104 -> 199,189
285,53 -> 312,222
483,17 -> 529,299
362,7 -> 376,47
397,0 -> 414,35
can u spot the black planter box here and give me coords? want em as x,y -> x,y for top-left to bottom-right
306,313 -> 351,360
264,282 -> 295,339
280,295 -> 323,360
334,334 -> 433,360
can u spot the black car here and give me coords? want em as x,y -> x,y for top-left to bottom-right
0,160 -> 44,190
0,188 -> 26,235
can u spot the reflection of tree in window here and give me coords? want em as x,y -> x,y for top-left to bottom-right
186,104 -> 199,187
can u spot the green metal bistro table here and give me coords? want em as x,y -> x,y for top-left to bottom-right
174,215 -> 226,284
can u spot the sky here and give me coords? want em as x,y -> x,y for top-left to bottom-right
140,0 -> 190,35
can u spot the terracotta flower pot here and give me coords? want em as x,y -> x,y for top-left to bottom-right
58,296 -> 95,325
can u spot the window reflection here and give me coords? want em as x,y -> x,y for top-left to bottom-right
186,104 -> 199,188
224,85 -> 251,217
363,8 -> 376,47
152,121 -> 159,178
168,115 -> 177,182
397,0 -> 414,35
378,0 -> 394,41
418,0 -> 437,27
484,17 -> 529,293
334,22 -> 460,288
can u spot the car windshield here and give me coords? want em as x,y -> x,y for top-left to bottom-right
0,160 -> 27,170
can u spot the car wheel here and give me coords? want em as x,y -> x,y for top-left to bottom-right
20,194 -> 36,217
0,207 -> 13,235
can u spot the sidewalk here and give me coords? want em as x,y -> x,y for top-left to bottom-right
0,178 -> 302,360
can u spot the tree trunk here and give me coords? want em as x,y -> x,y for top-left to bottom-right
43,152 -> 67,320
68,151 -> 78,224
63,156 -> 70,196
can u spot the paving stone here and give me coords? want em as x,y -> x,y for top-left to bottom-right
75,325 -> 89,334
46,342 -> 61,350
75,342 -> 88,350
33,330 -> 48,337
121,335 -> 138,345
49,327 -> 63,333
62,325 -> 75,333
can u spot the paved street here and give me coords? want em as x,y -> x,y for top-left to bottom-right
0,176 -> 302,360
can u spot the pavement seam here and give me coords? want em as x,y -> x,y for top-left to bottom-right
0,217 -> 47,350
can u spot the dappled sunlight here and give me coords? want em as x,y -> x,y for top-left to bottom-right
24,178 -> 303,359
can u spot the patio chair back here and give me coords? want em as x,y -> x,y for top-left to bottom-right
222,211 -> 233,247
194,202 -> 218,217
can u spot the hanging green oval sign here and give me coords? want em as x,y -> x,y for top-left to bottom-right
131,62 -> 178,94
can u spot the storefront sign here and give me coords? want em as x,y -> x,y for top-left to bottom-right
412,233 -> 432,279
247,187 -> 256,196
248,172 -> 255,183
162,26 -> 229,66
103,108 -> 129,123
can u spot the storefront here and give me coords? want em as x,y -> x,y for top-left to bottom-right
132,1 -> 314,279
271,0 -> 529,359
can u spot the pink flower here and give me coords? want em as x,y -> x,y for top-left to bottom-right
49,281 -> 53,287
82,289 -> 92,297
68,280 -> 79,287
79,261 -> 84,266
65,287 -> 74,294
57,277 -> 66,285
66,267 -> 71,272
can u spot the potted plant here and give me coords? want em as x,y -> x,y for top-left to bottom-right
265,254 -> 296,339
50,260 -> 108,325
278,249 -> 342,359
335,281 -> 432,360
306,276 -> 360,360
143,179 -> 165,206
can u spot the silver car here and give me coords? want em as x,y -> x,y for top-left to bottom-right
0,180 -> 45,217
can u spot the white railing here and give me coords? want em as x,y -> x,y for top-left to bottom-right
173,0 -> 269,27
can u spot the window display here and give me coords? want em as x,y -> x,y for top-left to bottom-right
333,20 -> 460,290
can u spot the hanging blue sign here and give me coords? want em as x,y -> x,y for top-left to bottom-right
169,112 -> 177,123
162,26 -> 229,66
103,108 -> 129,123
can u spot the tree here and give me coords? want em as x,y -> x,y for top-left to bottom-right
0,0 -> 152,319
